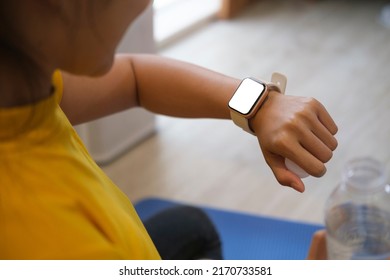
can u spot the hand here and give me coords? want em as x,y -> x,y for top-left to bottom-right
251,92 -> 338,192
307,230 -> 327,260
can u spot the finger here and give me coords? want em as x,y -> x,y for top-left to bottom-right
265,152 -> 305,193
310,117 -> 338,151
307,230 -> 327,260
300,129 -> 334,163
288,145 -> 327,177
315,100 -> 338,135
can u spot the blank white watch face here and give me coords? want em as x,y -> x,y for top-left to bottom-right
228,78 -> 265,115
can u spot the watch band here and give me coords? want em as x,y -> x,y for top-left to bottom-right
230,109 -> 254,134
271,72 -> 287,95
229,72 -> 287,135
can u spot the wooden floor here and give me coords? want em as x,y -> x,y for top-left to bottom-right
102,0 -> 390,225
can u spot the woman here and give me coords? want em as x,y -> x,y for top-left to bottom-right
0,0 -> 337,259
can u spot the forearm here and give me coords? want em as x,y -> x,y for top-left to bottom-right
128,54 -> 240,119
61,53 -> 338,193
60,54 -> 239,124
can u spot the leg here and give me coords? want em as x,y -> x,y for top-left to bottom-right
144,205 -> 223,260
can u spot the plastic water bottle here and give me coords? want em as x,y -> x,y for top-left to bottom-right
325,157 -> 390,260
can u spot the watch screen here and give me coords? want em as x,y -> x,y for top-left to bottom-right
228,78 -> 265,115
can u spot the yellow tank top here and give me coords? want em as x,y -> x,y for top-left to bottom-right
0,71 -> 160,259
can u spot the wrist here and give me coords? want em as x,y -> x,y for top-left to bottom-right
228,73 -> 287,135
249,90 -> 279,134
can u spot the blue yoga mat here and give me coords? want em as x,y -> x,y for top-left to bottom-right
134,197 -> 323,260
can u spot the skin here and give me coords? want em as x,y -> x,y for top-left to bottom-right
0,0 -> 338,192
307,230 -> 328,260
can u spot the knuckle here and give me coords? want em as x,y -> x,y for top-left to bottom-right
302,97 -> 322,116
272,131 -> 291,151
275,173 -> 290,187
306,97 -> 320,107
294,104 -> 316,125
280,117 -> 305,136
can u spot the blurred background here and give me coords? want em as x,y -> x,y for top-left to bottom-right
78,0 -> 390,225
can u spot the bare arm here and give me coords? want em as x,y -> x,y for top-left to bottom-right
60,53 -> 338,192
60,54 -> 239,124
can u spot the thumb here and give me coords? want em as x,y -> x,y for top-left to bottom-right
264,152 -> 305,193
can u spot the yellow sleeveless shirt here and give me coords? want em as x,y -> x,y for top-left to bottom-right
0,71 -> 160,259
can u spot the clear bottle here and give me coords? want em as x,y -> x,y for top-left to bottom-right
325,157 -> 390,259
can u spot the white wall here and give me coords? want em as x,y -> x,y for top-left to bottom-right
75,4 -> 156,165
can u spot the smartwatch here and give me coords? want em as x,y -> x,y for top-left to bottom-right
228,72 -> 287,135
